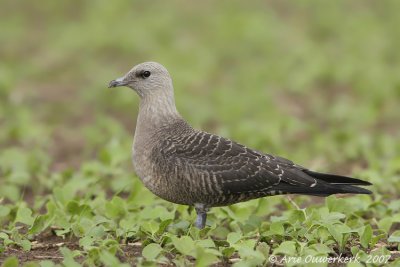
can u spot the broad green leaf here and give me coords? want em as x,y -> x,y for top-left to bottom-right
0,185 -> 20,202
60,247 -> 81,267
360,225 -> 372,248
66,201 -> 81,215
287,210 -> 306,224
105,196 -> 126,219
15,207 -> 34,226
142,243 -> 163,260
1,256 -> 18,267
157,219 -> 173,234
256,242 -> 270,259
388,231 -> 400,243
20,239 -> 31,251
20,262 -> 38,267
227,232 -> 242,246
0,205 -> 11,217
39,260 -> 56,267
377,217 -> 392,233
222,247 -> 235,258
273,241 -> 297,256
0,233 -> 11,243
196,238 -> 216,248
171,236 -> 196,257
325,212 -> 346,223
79,235 -> 95,249
29,214 -> 53,235
308,243 -> 331,254
327,224 -> 342,247
195,247 -> 219,267
99,250 -> 129,267
388,200 -> 400,212
270,221 -> 284,235
141,221 -> 160,235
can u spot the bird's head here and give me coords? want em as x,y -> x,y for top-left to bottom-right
108,62 -> 172,98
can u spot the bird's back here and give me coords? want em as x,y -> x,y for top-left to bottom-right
133,117 -> 371,207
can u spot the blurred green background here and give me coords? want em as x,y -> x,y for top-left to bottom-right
1,0 -> 400,265
1,0 -> 399,185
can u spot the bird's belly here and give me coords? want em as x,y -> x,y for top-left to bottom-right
132,161 -> 219,206
132,149 -> 264,207
132,154 -> 193,205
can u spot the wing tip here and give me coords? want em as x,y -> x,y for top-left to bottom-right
304,170 -> 373,186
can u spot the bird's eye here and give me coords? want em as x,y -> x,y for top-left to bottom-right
141,71 -> 151,79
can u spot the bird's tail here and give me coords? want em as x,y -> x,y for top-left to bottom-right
304,170 -> 371,186
274,170 -> 372,197
302,170 -> 372,196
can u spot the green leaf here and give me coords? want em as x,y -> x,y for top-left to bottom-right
222,247 -> 236,258
29,214 -> 53,235
360,225 -> 372,248
195,247 -> 219,267
273,241 -> 297,256
270,221 -> 284,235
0,205 -> 11,217
236,239 -> 264,265
0,233 -> 12,245
142,243 -> 163,260
325,212 -> 346,223
15,207 -> 34,226
377,217 -> 393,233
308,243 -> 332,254
388,231 -> 400,243
0,185 -> 20,202
140,206 -> 174,221
105,196 -> 126,219
99,250 -> 129,267
20,239 -> 31,251
327,224 -> 343,247
79,235 -> 95,249
256,242 -> 270,259
1,256 -> 18,267
38,260 -> 56,267
171,236 -> 196,257
20,262 -> 38,267
157,219 -> 173,234
60,247 -> 81,267
196,238 -> 216,248
67,200 -> 92,216
66,201 -> 80,215
227,232 -> 242,246
287,210 -> 306,224
388,200 -> 400,212
141,221 -> 160,235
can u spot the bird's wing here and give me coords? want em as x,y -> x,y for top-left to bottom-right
160,131 -> 320,196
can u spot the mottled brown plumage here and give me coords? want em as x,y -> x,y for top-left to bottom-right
109,62 -> 372,228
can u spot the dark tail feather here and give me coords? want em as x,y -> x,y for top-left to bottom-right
274,170 -> 372,197
274,183 -> 372,197
304,170 -> 372,186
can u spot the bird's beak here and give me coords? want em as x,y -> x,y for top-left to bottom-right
108,77 -> 128,88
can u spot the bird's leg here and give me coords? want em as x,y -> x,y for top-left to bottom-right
194,203 -> 209,229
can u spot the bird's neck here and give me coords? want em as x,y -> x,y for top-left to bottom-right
136,89 -> 181,134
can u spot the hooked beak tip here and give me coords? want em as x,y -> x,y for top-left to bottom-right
108,80 -> 119,88
108,77 -> 127,88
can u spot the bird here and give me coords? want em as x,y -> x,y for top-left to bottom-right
108,62 -> 372,229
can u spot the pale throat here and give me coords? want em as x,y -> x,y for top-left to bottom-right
137,87 -> 180,130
